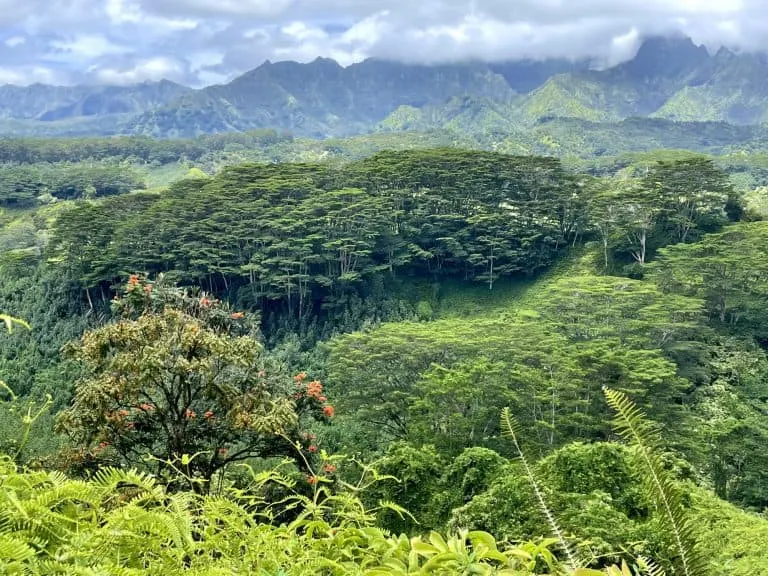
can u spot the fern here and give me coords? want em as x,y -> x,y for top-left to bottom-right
501,406 -> 578,571
638,556 -> 668,576
603,388 -> 708,576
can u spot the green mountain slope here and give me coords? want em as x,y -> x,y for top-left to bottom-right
518,74 -> 627,122
653,48 -> 768,123
5,36 -> 768,137
110,36 -> 768,137
128,59 -> 516,138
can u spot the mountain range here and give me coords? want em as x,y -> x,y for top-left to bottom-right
3,36 -> 768,138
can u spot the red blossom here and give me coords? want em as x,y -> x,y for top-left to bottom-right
218,447 -> 228,456
185,408 -> 197,420
322,464 -> 337,474
307,475 -> 318,485
308,445 -> 318,453
307,381 -> 323,398
139,403 -> 154,412
318,396 -> 327,403
127,274 -> 140,291
144,284 -> 153,294
293,372 -> 308,383
230,312 -> 245,319
118,409 -> 130,418
204,410 -> 215,420
323,405 -> 335,418
199,297 -> 211,307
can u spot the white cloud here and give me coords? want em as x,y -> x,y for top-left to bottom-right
141,0 -> 294,18
0,65 -> 61,85
50,34 -> 132,59
4,36 -> 26,48
106,0 -> 197,31
94,56 -> 187,84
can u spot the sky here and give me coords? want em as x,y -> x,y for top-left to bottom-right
0,0 -> 762,87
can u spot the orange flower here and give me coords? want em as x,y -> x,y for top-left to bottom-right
307,475 -> 318,485
144,284 -> 153,294
118,409 -> 130,418
307,381 -> 323,398
308,445 -> 318,453
318,396 -> 327,403
322,464 -> 337,474
199,297 -> 211,307
323,405 -> 335,418
204,410 -> 215,420
293,372 -> 308,383
125,422 -> 135,430
185,408 -> 197,420
139,403 -> 154,412
230,312 -> 245,319
218,447 -> 228,456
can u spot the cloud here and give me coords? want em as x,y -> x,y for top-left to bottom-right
93,56 -> 189,84
0,0 -> 765,86
49,34 -> 132,60
4,36 -> 25,48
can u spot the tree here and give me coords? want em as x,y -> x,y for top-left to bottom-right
585,178 -> 622,271
615,175 -> 666,266
534,275 -> 705,350
644,158 -> 732,244
56,276 -> 334,491
408,359 -> 518,454
651,222 -> 768,328
327,313 -> 689,455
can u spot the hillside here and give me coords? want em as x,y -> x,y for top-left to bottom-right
5,36 -> 768,138
2,146 -> 768,573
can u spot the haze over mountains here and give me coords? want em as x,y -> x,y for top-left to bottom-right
3,36 -> 768,138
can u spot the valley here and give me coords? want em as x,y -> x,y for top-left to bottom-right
1,30 -> 768,576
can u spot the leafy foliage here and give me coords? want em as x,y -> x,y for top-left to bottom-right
56,276 -> 334,490
603,388 -> 709,576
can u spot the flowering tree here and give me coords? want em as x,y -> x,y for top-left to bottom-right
56,275 -> 334,492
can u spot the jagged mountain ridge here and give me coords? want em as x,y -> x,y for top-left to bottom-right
3,36 -> 768,138
127,59 -> 530,137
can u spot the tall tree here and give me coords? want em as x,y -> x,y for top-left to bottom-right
56,276 -> 333,491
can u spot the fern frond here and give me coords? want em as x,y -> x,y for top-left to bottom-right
90,467 -> 163,506
603,388 -> 709,576
638,556 -> 667,576
0,534 -> 35,563
501,407 -> 577,571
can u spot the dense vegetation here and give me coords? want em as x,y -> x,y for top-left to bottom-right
2,136 -> 768,574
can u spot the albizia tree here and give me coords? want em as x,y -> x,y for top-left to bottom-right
56,275 -> 333,492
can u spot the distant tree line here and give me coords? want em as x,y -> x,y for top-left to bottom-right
0,129 -> 291,165
48,149 -> 740,336
0,163 -> 146,207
